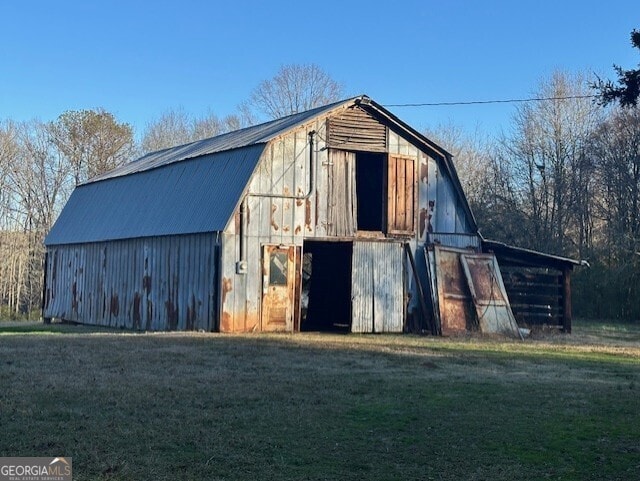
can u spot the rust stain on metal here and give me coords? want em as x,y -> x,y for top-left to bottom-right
133,293 -> 141,329
305,198 -> 312,231
72,281 -> 78,311
419,208 -> 427,238
271,204 -> 279,231
294,226 -> 301,235
221,311 -> 231,332
110,295 -> 119,316
165,300 -> 178,330
420,160 -> 428,183
246,203 -> 250,226
428,200 -> 435,232
283,225 -> 290,233
465,257 -> 504,302
142,275 -> 152,294
244,314 -> 259,332
284,186 -> 291,196
435,247 -> 475,335
186,294 -> 196,330
222,277 -> 232,305
145,301 -> 153,330
235,210 -> 241,232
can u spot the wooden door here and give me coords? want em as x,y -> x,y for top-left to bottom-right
262,245 -> 297,332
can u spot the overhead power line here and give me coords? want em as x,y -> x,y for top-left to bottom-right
384,94 -> 598,107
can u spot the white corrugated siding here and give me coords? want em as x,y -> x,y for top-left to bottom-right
44,233 -> 219,331
351,241 -> 404,333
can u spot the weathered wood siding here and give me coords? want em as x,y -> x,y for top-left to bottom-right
327,105 -> 387,152
44,233 -> 219,331
500,266 -> 568,329
351,241 -> 404,333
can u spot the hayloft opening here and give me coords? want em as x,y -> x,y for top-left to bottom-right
300,241 -> 352,333
355,152 -> 385,232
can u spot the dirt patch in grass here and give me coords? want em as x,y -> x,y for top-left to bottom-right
0,320 -> 638,480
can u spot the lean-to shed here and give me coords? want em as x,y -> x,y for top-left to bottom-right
43,95 -> 578,334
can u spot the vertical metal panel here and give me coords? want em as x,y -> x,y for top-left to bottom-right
44,232 -> 219,331
315,122 -> 330,237
352,241 -> 404,333
426,155 -> 475,235
351,243 -> 373,333
427,233 -> 481,250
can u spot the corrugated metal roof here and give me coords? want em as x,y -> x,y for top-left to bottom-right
45,145 -> 263,245
87,98 -> 355,184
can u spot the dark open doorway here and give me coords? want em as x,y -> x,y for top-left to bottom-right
355,152 -> 385,232
300,241 -> 353,333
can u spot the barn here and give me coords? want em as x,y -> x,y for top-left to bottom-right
43,95 -> 580,335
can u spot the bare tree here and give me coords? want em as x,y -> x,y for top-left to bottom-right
141,108 -> 243,154
0,121 -> 19,230
424,123 -> 493,208
499,71 -> 602,256
0,110 -> 133,319
590,107 -> 640,257
247,64 -> 343,119
49,109 -> 134,184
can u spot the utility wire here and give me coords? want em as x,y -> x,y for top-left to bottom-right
384,94 -> 598,107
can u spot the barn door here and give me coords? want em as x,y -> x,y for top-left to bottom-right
262,245 -> 298,332
460,253 -> 522,339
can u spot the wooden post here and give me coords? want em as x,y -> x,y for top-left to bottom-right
562,267 -> 572,333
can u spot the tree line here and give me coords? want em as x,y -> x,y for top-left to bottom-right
433,70 -> 640,320
1,54 -> 639,321
0,64 -> 343,318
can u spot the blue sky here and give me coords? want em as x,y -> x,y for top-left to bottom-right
0,0 -> 637,138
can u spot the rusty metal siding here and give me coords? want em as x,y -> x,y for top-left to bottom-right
221,120 -> 328,332
433,246 -> 475,334
351,241 -> 404,333
44,233 -> 219,331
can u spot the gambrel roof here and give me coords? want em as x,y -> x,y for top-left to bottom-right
45,95 -> 476,246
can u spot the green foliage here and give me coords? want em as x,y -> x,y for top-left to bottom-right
49,108 -> 134,183
573,258 -> 640,321
594,29 -> 640,107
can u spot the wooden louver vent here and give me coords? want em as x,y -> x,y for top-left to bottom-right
327,106 -> 387,152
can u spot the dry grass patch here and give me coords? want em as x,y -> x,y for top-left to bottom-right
0,320 -> 638,480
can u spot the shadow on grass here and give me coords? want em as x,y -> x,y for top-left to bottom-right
1,321 -> 639,480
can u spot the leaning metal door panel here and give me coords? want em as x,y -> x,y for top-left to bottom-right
262,245 -> 296,332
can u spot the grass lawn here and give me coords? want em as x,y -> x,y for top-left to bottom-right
0,320 -> 639,480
